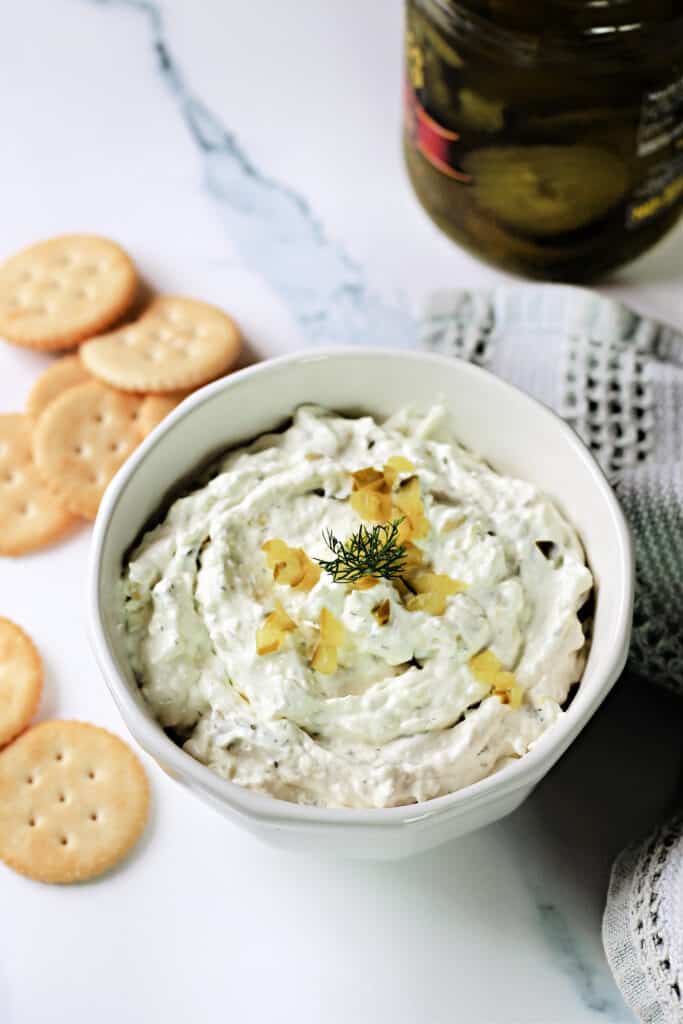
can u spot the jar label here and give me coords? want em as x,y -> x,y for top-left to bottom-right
627,156 -> 683,228
404,79 -> 471,184
637,73 -> 683,157
628,71 -> 683,227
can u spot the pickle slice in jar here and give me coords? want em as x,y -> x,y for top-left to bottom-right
463,145 -> 630,236
458,89 -> 504,132
424,23 -> 464,68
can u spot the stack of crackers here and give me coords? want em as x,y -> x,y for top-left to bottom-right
0,235 -> 242,882
0,618 -> 149,883
0,234 -> 241,555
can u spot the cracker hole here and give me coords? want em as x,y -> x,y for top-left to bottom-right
55,752 -> 64,762
93,414 -> 103,424
59,836 -> 68,846
58,793 -> 66,803
73,445 -> 83,455
28,817 -> 36,827
90,812 -> 99,822
87,770 -> 96,780
26,776 -> 34,785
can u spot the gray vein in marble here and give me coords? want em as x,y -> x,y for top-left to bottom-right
89,0 -> 414,345
533,899 -> 632,1020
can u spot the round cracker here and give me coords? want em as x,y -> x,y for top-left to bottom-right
33,381 -> 143,521
26,355 -> 91,419
0,720 -> 149,884
80,295 -> 240,393
137,390 -> 191,438
0,235 -> 138,351
0,619 -> 43,748
0,414 -> 76,556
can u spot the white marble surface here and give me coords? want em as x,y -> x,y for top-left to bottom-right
1,2 -> 682,1022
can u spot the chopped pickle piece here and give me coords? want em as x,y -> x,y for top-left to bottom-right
395,516 -> 415,545
350,487 -> 393,523
402,541 -> 424,570
353,575 -> 380,591
406,592 -> 447,615
273,551 -> 306,587
372,599 -> 391,626
394,475 -> 421,511
496,682 -> 523,709
311,643 -> 338,674
393,476 -> 429,539
271,602 -> 297,632
469,649 -> 523,708
292,558 -> 321,593
320,607 -> 345,646
304,452 -> 322,461
442,516 -> 465,533
261,538 -> 290,568
383,455 -> 416,488
256,638 -> 280,657
349,463 -> 428,535
411,515 -> 430,540
469,649 -> 503,682
256,600 -> 297,656
351,467 -> 386,491
310,608 -> 344,673
396,512 -> 429,542
263,540 -> 320,592
486,672 -> 522,707
413,572 -> 466,596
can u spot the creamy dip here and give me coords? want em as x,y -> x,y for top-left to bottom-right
120,404 -> 592,808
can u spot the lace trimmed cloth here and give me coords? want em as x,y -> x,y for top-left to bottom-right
603,814 -> 683,1023
420,285 -> 683,698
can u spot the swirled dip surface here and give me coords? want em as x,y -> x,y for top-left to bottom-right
120,405 -> 592,808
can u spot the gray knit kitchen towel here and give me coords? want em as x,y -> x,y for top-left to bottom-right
420,285 -> 683,698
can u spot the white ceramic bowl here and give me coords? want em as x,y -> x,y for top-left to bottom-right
89,348 -> 633,860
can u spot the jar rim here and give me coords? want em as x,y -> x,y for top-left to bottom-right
420,0 -> 683,54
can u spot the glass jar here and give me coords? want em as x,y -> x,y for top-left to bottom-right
404,1 -> 683,280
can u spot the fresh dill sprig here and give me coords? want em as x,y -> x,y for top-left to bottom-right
315,519 -> 408,584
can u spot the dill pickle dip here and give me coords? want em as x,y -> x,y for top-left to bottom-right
120,405 -> 593,809
405,0 -> 683,280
